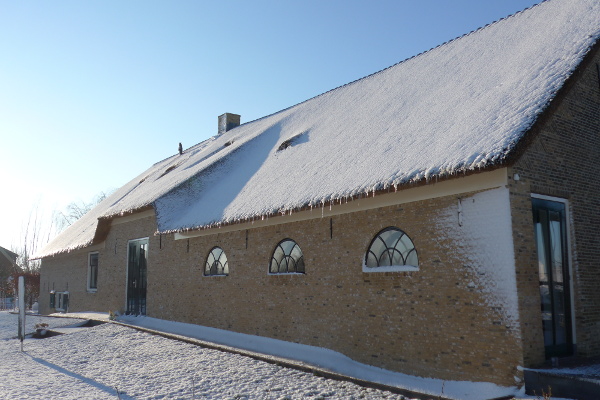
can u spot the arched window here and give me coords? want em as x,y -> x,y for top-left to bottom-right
270,239 -> 305,274
204,247 -> 229,276
365,227 -> 418,271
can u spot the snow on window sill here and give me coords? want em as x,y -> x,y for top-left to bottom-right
86,289 -> 97,293
268,272 -> 305,276
362,265 -> 419,273
203,274 -> 228,278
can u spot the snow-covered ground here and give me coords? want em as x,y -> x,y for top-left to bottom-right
0,312 -> 418,399
0,311 -> 543,399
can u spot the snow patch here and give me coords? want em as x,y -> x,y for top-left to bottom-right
118,314 -> 521,400
436,187 -> 520,330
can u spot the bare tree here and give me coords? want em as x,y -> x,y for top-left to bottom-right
10,199 -> 56,308
13,199 -> 55,273
53,191 -> 109,233
9,191 -> 111,308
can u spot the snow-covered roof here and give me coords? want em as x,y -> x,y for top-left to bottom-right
39,0 -> 600,258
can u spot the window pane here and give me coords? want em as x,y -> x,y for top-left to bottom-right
213,247 -> 223,261
406,249 -> 419,267
272,246 -> 285,264
290,245 -> 303,262
535,213 -> 549,283
280,240 -> 295,254
366,252 -> 378,268
549,213 -> 563,284
222,260 -> 229,275
391,249 -> 404,266
381,229 -> 402,249
90,265 -> 98,289
295,257 -> 305,273
215,261 -> 224,275
397,235 -> 413,258
369,238 -> 386,261
379,250 -> 392,266
206,253 -> 215,272
279,257 -> 289,273
89,253 -> 98,289
217,250 -> 227,265
270,259 -> 279,273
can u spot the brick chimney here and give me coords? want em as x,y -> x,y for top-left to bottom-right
218,113 -> 240,135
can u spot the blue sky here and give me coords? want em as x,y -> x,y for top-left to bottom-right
0,0 -> 540,250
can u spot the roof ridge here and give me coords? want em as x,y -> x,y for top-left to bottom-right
233,1 -> 545,131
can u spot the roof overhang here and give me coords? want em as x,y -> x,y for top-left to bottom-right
174,167 -> 508,240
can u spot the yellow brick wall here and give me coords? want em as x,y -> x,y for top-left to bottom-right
41,192 -> 522,385
41,192 -> 522,384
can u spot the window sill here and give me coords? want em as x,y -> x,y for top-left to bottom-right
268,272 -> 305,276
362,265 -> 419,273
203,274 -> 228,278
87,289 -> 97,293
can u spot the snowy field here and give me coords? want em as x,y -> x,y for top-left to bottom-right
0,311 -> 544,400
0,311 -> 432,399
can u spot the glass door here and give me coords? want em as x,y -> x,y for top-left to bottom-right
532,198 -> 573,358
127,239 -> 148,315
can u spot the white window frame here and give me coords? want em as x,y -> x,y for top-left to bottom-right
268,238 -> 306,275
204,246 -> 229,277
87,252 -> 99,292
363,227 -> 419,273
55,291 -> 69,312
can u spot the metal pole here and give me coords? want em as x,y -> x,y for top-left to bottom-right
18,276 -> 25,352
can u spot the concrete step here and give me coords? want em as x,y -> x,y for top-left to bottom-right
524,369 -> 600,400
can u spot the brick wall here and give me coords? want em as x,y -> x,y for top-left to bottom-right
156,193 -> 522,384
41,189 -> 523,385
509,48 -> 600,366
86,192 -> 527,385
40,215 -> 158,315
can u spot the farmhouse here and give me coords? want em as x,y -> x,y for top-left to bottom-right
38,0 -> 600,387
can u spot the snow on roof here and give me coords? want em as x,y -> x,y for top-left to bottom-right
39,0 -> 600,258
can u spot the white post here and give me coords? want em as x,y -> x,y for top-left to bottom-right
18,276 -> 25,351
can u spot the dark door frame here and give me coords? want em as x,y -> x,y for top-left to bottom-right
126,238 -> 149,316
531,195 -> 575,358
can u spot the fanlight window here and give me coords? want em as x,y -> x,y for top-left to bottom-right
205,247 -> 229,276
270,239 -> 305,274
365,227 -> 418,269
